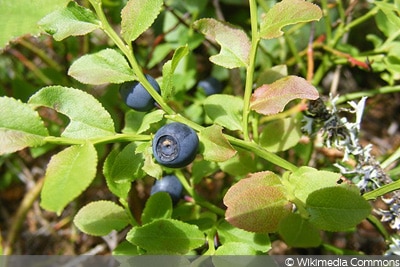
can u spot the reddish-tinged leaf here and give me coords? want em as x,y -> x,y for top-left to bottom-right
260,0 -> 322,39
193,18 -> 250,68
224,171 -> 292,233
250,76 -> 319,115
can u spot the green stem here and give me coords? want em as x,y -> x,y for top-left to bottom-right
363,179 -> 400,201
226,136 -> 298,172
242,0 -> 260,141
381,145 -> 400,170
166,114 -> 297,171
89,0 -> 175,115
320,0 -> 332,43
336,85 -> 400,104
331,6 -> 379,46
44,133 -> 151,146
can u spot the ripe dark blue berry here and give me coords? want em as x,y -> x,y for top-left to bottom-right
150,175 -> 183,205
198,77 -> 222,96
119,74 -> 161,112
152,122 -> 199,168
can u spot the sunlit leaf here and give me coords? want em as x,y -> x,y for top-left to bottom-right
126,219 -> 205,254
121,0 -> 163,42
28,86 -> 115,139
307,187 -> 371,231
40,142 -> 97,214
204,94 -> 243,131
68,49 -> 135,85
224,171 -> 292,233
74,200 -> 130,236
0,97 -> 48,155
193,18 -> 250,68
259,0 -> 322,39
199,125 -> 237,162
0,0 -> 68,49
38,1 -> 100,41
250,76 -> 319,115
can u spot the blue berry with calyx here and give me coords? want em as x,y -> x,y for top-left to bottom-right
198,76 -> 222,96
152,122 -> 199,168
119,74 -> 161,112
150,175 -> 183,205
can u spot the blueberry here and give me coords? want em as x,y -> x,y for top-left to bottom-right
150,175 -> 183,205
120,74 -> 161,112
198,77 -> 222,96
152,122 -> 199,168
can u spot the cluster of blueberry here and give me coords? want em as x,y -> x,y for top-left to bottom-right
119,75 -> 222,204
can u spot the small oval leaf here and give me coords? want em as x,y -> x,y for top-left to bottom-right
278,213 -> 322,247
68,49 -> 135,85
259,117 -> 302,152
306,187 -> 371,231
126,219 -> 205,254
193,18 -> 251,68
121,0 -> 163,43
260,0 -> 322,39
40,142 -> 98,214
224,171 -> 293,233
141,192 -> 173,225
204,94 -> 243,131
250,76 -> 319,115
74,200 -> 130,236
28,86 -> 115,139
0,96 -> 48,155
199,125 -> 237,162
38,1 -> 100,41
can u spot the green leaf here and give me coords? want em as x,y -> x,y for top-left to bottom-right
217,220 -> 271,252
121,0 -> 163,43
259,117 -> 302,152
259,0 -> 322,39
28,86 -> 115,139
215,242 -> 258,255
103,148 -> 131,199
283,167 -> 342,203
162,45 -> 190,99
224,171 -> 292,233
204,94 -> 243,131
0,0 -> 68,50
0,97 -> 48,155
122,109 -> 164,135
218,149 -> 257,177
74,200 -> 130,236
40,142 -> 98,214
193,18 -> 251,68
306,187 -> 371,231
142,142 -> 163,178
126,219 -> 205,254
113,241 -> 140,255
141,192 -> 173,225
68,49 -> 135,85
38,1 -> 100,41
250,76 -> 319,115
278,213 -> 322,247
104,142 -> 145,184
199,125 -> 237,162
